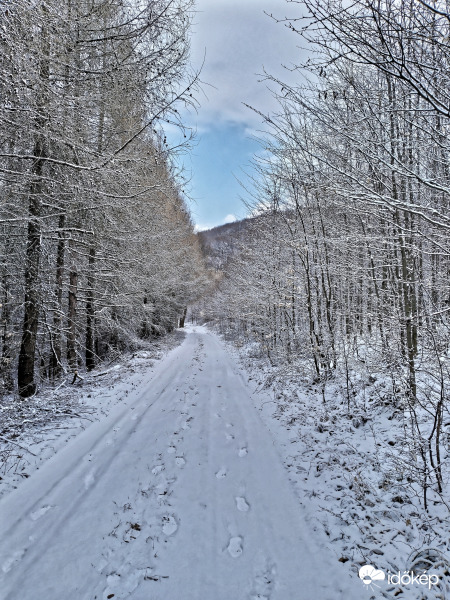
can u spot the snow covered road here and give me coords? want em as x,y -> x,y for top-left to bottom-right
0,327 -> 357,600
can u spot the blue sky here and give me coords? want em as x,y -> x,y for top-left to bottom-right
183,123 -> 260,230
171,0 -> 304,231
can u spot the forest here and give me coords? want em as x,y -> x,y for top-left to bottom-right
2,1 -> 450,597
0,0 -> 209,399
3,0 -> 450,517
203,0 -> 450,515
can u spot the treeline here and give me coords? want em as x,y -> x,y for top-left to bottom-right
0,0 -> 209,398
211,0 -> 450,509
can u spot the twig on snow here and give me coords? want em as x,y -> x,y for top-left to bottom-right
0,435 -> 37,456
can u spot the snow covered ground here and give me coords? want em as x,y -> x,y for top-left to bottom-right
0,331 -> 185,501
0,326 -> 361,599
226,335 -> 450,600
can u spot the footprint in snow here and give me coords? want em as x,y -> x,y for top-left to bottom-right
215,468 -> 227,479
167,446 -> 176,454
227,536 -> 243,558
152,464 -> 164,475
95,558 -> 108,574
162,515 -> 178,536
84,469 -> 96,489
235,497 -> 250,512
251,561 -> 276,599
106,573 -> 121,587
30,505 -> 55,521
238,447 -> 248,457
2,549 -> 26,573
175,456 -> 186,468
225,423 -> 233,429
226,433 -> 234,441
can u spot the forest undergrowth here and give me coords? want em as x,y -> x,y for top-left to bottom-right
219,326 -> 450,600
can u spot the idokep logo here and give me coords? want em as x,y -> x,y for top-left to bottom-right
359,565 -> 385,589
359,564 -> 439,591
387,570 -> 439,590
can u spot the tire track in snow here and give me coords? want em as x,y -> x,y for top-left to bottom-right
0,327 -> 358,600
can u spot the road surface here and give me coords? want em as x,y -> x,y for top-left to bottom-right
0,327 -> 356,600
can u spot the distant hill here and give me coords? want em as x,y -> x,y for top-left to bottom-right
198,219 -> 250,270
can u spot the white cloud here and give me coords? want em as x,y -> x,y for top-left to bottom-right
194,222 -> 219,232
194,223 -> 208,232
247,201 -> 270,217
189,0 -> 306,129
194,214 -> 238,232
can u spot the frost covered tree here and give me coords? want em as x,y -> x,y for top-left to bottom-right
207,0 -> 450,509
0,0 -> 208,397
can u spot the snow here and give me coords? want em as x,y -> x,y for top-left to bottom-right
0,334 -> 183,501
0,326 -> 360,599
224,335 -> 450,600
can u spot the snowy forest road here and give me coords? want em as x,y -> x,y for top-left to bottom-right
0,327 -> 355,600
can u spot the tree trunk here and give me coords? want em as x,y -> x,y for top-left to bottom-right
49,213 -> 66,378
85,246 -> 96,371
17,150 -> 45,397
179,306 -> 187,328
67,264 -> 78,372
1,235 -> 13,393
17,9 -> 49,398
